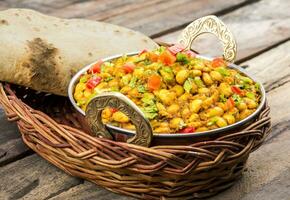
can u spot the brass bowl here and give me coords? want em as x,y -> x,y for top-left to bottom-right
68,15 -> 266,147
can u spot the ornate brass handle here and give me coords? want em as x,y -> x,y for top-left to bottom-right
85,92 -> 153,147
178,15 -> 237,62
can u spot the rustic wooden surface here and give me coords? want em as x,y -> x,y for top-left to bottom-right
0,0 -> 290,199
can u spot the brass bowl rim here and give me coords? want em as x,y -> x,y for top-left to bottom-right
68,52 -> 266,138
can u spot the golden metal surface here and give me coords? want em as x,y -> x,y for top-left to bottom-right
178,15 -> 237,62
85,92 -> 153,147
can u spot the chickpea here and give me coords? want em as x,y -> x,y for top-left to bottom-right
157,103 -> 172,118
176,69 -> 189,84
120,85 -> 131,94
108,79 -> 119,88
171,85 -> 184,97
112,111 -> 130,123
155,126 -> 171,133
122,123 -> 135,130
189,99 -> 203,113
133,68 -> 144,79
158,89 -> 176,105
202,73 -> 214,85
83,89 -> 92,98
96,82 -> 108,89
188,121 -> 203,128
196,127 -> 209,132
128,88 -> 140,97
181,107 -> 191,119
244,97 -> 258,109
75,82 -> 86,92
178,93 -> 191,102
169,118 -> 185,129
102,108 -> 112,119
219,83 -> 232,97
210,71 -> 223,81
74,92 -> 83,101
198,88 -> 210,95
191,69 -> 202,77
223,113 -> 235,124
193,62 -> 205,70
224,76 -> 234,84
202,67 -> 211,72
202,97 -> 214,109
167,104 -> 180,115
189,113 -> 199,122
239,109 -> 253,120
237,102 -> 247,111
207,107 -> 224,117
216,117 -> 228,127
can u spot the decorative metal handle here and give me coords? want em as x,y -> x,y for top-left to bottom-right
178,15 -> 237,62
85,92 -> 153,147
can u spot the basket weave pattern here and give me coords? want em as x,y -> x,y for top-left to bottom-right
0,83 -> 271,199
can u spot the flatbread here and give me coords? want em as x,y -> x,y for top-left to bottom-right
0,9 -> 158,96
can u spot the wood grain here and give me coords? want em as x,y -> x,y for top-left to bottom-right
0,109 -> 31,167
101,0 -> 249,37
49,0 -> 155,19
0,154 -> 82,200
50,181 -> 134,200
156,0 -> 290,62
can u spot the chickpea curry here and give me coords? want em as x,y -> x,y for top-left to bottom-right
74,45 -> 261,134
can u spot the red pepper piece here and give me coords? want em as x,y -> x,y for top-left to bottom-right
212,57 -> 226,68
168,44 -> 185,55
138,49 -> 148,56
231,86 -> 242,95
110,108 -> 118,113
159,50 -> 176,65
86,77 -> 102,89
123,63 -> 135,74
88,60 -> 103,74
226,97 -> 235,110
179,126 -> 196,133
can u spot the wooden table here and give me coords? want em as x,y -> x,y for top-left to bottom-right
1,0 -> 290,199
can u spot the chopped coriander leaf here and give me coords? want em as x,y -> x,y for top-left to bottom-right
141,93 -> 155,105
142,104 -> 158,119
216,67 -> 229,76
176,53 -> 189,64
79,75 -> 88,83
129,76 -> 138,88
219,94 -> 227,102
232,94 -> 242,105
194,77 -> 205,88
246,92 -> 256,100
104,77 -> 113,82
183,78 -> 193,93
143,59 -> 152,65
137,85 -> 146,93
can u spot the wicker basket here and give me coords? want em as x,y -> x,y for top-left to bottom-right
0,83 -> 271,199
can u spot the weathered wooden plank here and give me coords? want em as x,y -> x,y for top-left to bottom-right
50,181 -> 133,200
3,0 -> 89,13
49,0 -> 153,19
0,154 -> 82,200
156,0 -> 290,62
0,109 -> 31,166
99,0 -> 250,37
241,168 -> 290,200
